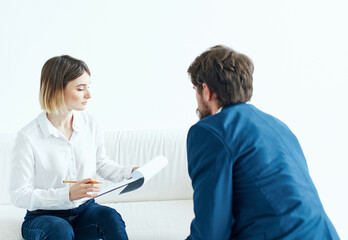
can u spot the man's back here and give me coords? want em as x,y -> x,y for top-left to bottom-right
187,103 -> 339,239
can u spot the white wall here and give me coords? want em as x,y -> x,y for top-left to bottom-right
1,0 -> 347,238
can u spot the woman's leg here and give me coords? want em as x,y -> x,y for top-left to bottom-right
74,203 -> 128,240
22,215 -> 74,240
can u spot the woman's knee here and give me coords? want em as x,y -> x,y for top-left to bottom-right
99,206 -> 125,227
22,215 -> 74,240
94,206 -> 128,239
48,219 -> 74,239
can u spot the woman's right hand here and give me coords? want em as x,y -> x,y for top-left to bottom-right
69,178 -> 100,201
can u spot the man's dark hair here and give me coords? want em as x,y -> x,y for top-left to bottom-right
188,45 -> 254,107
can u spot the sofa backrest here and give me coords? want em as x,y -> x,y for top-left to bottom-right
1,133 -> 16,205
1,129 -> 193,205
98,129 -> 193,203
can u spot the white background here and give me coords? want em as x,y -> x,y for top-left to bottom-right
1,0 -> 347,238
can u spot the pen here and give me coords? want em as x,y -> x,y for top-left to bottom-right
63,181 -> 102,184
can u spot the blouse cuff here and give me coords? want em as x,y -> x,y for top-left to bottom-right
56,187 -> 73,206
122,165 -> 136,179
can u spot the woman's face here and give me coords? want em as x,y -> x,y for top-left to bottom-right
64,72 -> 91,111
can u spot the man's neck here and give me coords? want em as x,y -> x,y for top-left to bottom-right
209,101 -> 221,115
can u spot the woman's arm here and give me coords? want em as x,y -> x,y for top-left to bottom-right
9,132 -> 72,211
95,143 -> 135,182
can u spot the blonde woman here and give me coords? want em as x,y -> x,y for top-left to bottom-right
9,55 -> 135,240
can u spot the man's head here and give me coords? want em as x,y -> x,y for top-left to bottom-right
188,45 -> 254,119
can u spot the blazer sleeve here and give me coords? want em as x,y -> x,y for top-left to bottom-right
186,124 -> 234,240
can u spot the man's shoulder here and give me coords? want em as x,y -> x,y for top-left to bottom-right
188,119 -> 215,136
219,103 -> 284,127
187,117 -> 226,147
221,102 -> 260,115
188,103 -> 277,144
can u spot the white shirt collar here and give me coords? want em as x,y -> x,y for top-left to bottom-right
38,111 -> 81,138
72,111 -> 81,133
38,112 -> 59,138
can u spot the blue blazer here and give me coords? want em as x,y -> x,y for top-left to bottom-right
186,103 -> 339,240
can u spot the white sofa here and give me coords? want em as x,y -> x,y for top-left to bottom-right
0,129 -> 194,239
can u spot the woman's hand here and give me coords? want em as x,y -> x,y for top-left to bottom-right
132,167 -> 139,172
69,178 -> 100,201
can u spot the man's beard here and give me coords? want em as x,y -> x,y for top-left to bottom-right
196,101 -> 212,120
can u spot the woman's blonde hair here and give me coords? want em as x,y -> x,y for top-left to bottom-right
39,55 -> 90,114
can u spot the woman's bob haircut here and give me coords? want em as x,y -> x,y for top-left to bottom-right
39,55 -> 90,115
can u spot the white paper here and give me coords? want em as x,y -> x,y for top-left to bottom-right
93,155 -> 168,199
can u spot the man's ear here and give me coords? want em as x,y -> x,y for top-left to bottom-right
202,83 -> 215,101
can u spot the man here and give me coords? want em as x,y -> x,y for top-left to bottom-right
186,45 -> 339,239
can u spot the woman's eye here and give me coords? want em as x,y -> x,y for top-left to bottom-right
77,88 -> 84,91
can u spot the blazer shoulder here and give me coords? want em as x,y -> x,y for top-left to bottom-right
187,121 -> 232,158
188,121 -> 218,138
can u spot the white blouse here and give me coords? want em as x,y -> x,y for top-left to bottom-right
9,111 -> 133,211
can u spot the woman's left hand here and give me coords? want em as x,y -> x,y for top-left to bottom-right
132,167 -> 139,172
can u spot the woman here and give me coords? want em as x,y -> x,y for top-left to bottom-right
9,55 -> 135,240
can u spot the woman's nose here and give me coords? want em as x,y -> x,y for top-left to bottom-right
85,89 -> 91,99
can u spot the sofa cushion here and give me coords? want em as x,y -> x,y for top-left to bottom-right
0,205 -> 26,240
